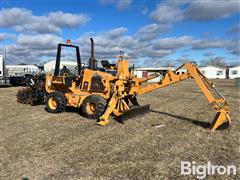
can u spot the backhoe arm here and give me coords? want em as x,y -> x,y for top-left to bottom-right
137,63 -> 230,130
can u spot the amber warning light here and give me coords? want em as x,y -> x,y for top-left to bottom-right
66,39 -> 71,45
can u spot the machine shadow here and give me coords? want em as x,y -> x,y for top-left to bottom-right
44,106 -> 81,115
65,107 -> 80,113
149,109 -> 211,129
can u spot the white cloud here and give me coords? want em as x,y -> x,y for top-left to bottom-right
100,0 -> 132,10
116,0 -> 132,10
1,4 -> 239,66
0,8 -> 90,34
0,33 -> 17,41
3,27 -> 238,65
0,8 -> 32,27
150,3 -> 183,24
4,34 -> 63,64
227,23 -> 240,34
150,0 -> 239,25
153,36 -> 193,50
203,52 -> 215,57
192,39 -> 225,49
48,11 -> 90,27
144,49 -> 173,58
75,28 -> 195,64
16,34 -> 63,50
226,40 -> 240,55
192,39 -> 240,55
136,23 -> 169,41
14,18 -> 62,34
75,27 -> 132,58
104,27 -> 128,39
184,0 -> 239,20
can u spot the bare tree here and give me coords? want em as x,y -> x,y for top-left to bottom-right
176,57 -> 196,65
201,57 -> 228,67
161,60 -> 176,67
18,63 -> 27,65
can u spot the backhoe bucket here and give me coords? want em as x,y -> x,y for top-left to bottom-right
211,111 -> 230,130
118,104 -> 150,122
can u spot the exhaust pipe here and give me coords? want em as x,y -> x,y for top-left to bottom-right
90,38 -> 94,58
89,38 -> 97,70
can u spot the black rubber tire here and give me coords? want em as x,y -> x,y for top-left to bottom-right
45,91 -> 66,113
81,95 -> 107,119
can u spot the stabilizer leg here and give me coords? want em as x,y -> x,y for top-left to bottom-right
96,93 -> 118,126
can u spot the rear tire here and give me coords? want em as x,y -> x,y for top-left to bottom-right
46,91 -> 66,113
81,95 -> 107,119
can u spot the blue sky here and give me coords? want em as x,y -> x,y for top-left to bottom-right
1,0 -> 239,66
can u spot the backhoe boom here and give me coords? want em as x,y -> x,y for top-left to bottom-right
137,63 -> 230,130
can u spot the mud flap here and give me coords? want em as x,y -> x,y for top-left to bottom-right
117,104 -> 150,123
211,112 -> 230,130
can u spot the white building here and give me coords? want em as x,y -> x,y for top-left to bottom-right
134,65 -> 228,81
6,65 -> 39,76
229,65 -> 240,79
133,68 -> 163,82
133,67 -> 187,82
199,65 -> 226,79
0,55 -> 5,77
44,60 -> 78,74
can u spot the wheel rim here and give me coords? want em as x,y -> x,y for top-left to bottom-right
48,97 -> 57,110
86,102 -> 96,114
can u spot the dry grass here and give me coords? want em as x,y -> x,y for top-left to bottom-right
0,79 -> 239,179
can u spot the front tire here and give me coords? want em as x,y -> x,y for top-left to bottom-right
81,95 -> 107,119
46,91 -> 66,113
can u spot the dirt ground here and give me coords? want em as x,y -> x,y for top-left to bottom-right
0,79 -> 239,179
